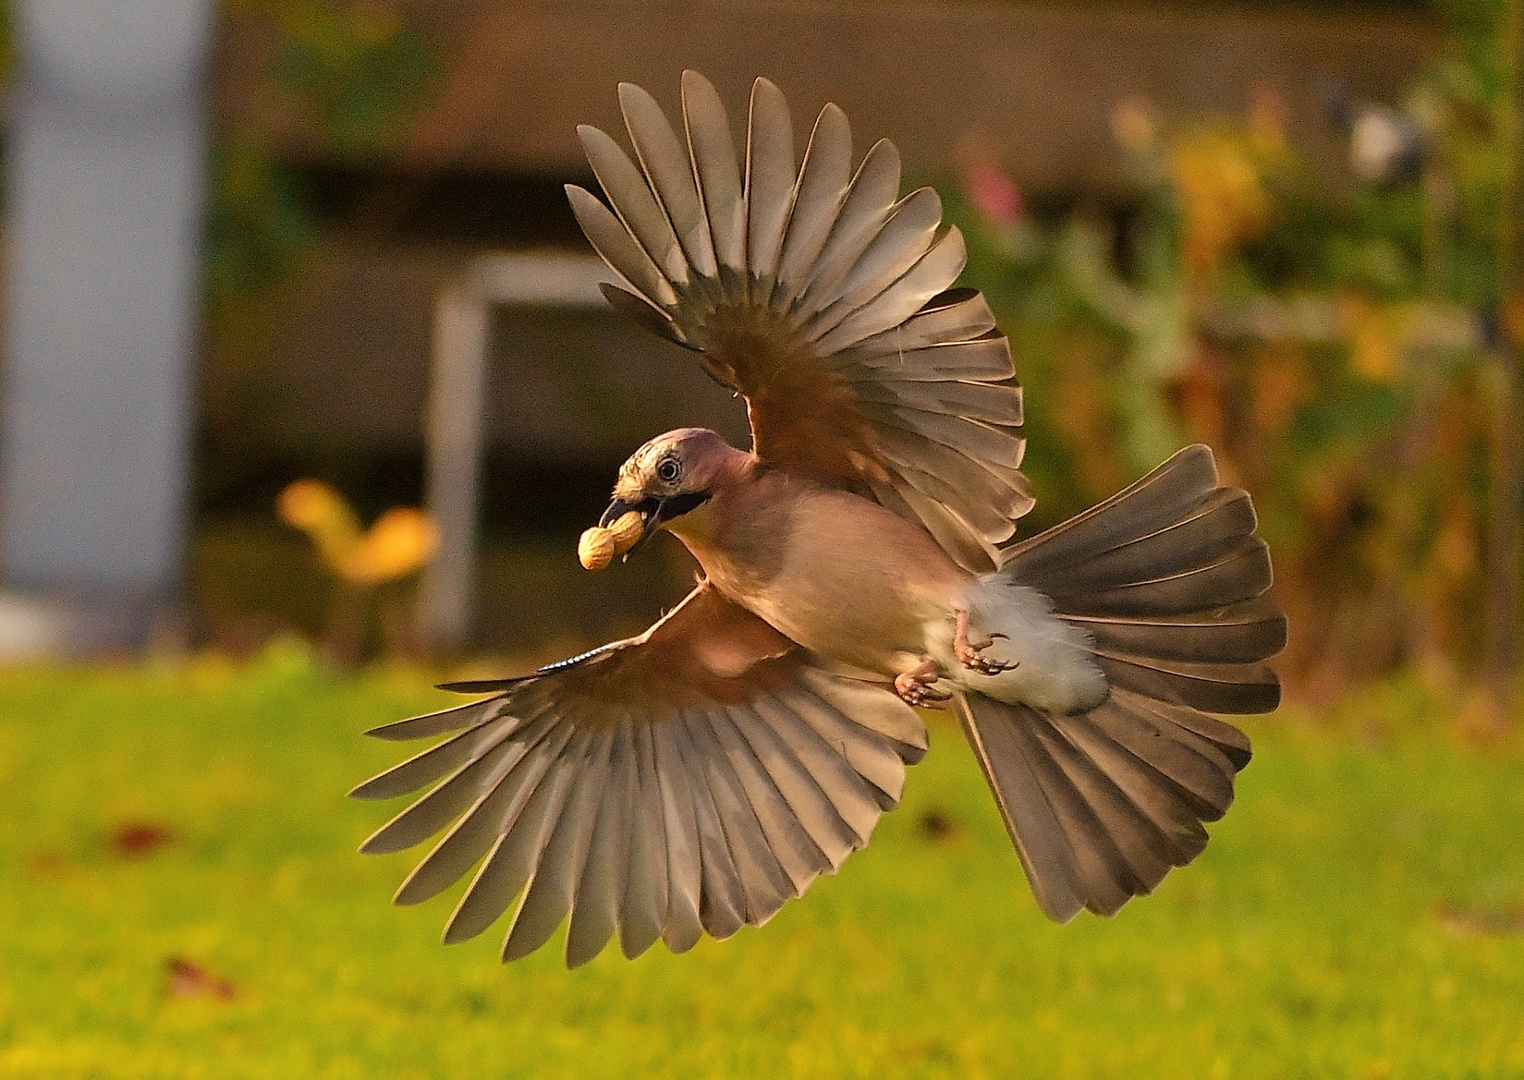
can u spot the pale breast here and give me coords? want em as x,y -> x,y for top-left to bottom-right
674,476 -> 970,676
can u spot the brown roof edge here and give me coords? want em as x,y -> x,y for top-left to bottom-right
212,0 -> 1440,190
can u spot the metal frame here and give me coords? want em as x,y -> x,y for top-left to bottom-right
416,251 -> 611,651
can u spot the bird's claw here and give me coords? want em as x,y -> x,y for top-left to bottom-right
895,669 -> 951,710
955,623 -> 1014,675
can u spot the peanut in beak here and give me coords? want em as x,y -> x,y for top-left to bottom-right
577,510 -> 646,570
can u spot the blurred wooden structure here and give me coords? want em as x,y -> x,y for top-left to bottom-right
189,1 -> 1452,654
204,1 -> 1442,470
418,253 -> 610,651
215,0 -> 1438,190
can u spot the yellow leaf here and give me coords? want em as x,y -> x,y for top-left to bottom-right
276,480 -> 362,571
1341,296 -> 1401,383
339,508 -> 439,585
1169,129 -> 1271,283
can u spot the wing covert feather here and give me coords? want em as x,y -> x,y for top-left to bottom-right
354,583 -> 924,965
575,72 -> 1030,570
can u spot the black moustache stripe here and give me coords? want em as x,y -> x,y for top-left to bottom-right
657,490 -> 712,522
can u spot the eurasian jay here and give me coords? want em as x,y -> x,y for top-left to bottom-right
353,73 -> 1286,968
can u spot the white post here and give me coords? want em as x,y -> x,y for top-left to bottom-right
416,253 -> 609,652
0,0 -> 213,652
417,280 -> 493,653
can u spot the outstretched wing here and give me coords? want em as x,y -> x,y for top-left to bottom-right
569,71 -> 1032,570
351,583 -> 926,967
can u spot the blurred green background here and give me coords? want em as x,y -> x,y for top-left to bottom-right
177,0 -> 1524,704
3,654 -> 1521,1078
3,0 -> 1524,1076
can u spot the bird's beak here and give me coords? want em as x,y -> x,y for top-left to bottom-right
599,497 -> 646,529
600,496 -> 660,557
599,490 -> 713,559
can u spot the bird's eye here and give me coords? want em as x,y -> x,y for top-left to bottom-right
656,457 -> 681,484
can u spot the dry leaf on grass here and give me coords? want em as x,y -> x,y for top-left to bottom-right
165,957 -> 239,1001
110,822 -> 175,859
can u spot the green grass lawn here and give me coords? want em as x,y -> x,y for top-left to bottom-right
2,647 -> 1522,1079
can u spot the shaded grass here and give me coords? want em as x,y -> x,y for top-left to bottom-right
188,518 -> 698,656
2,648 -> 1522,1078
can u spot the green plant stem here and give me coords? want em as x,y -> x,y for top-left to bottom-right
320,580 -> 370,671
1486,0 -> 1524,721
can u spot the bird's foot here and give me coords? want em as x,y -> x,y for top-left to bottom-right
954,610 -> 1014,675
894,657 -> 950,710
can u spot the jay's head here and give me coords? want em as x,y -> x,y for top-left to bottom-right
600,428 -> 746,551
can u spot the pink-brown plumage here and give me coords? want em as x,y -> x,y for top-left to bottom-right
354,73 -> 1286,968
649,434 -> 968,677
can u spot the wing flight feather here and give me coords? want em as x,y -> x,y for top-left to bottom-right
353,583 -> 925,967
573,72 -> 1029,570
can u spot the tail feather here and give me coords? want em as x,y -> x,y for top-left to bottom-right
1001,444 -> 1220,581
1023,711 -> 1178,896
955,694 -> 1124,919
955,688 -> 1239,921
1072,538 -> 1273,618
1034,487 -> 1257,596
1053,708 -> 1212,858
1149,699 -> 1253,770
1061,597 -> 1285,666
1092,653 -> 1281,714
960,445 -> 1284,921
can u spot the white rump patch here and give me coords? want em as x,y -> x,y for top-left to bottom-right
926,576 -> 1108,714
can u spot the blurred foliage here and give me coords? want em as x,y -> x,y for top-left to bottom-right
254,1 -> 435,158
276,479 -> 438,666
202,136 -> 317,327
276,479 -> 437,588
0,4 -> 11,88
952,0 -> 1521,697
205,1 -> 439,321
0,3 -> 436,321
199,2 -> 439,508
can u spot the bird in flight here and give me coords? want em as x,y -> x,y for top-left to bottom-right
353,73 -> 1286,968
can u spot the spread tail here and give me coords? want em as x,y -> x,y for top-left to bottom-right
955,444 -> 1286,921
